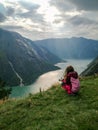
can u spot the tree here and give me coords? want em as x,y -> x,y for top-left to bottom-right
0,78 -> 12,100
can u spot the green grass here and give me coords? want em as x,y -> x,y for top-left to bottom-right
0,76 -> 98,130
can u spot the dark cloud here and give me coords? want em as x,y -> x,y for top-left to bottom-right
0,13 -> 6,22
0,25 -> 24,30
50,0 -> 98,12
0,1 -> 44,24
0,3 -> 15,21
0,3 -> 6,22
16,1 -> 45,24
68,16 -> 98,26
50,0 -> 74,12
0,3 -> 6,13
18,11 -> 45,24
19,1 -> 40,11
69,0 -> 98,11
6,7 -> 15,16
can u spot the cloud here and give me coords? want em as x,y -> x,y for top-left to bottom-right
0,3 -> 7,22
49,0 -> 98,40
0,3 -> 6,14
14,1 -> 45,25
17,10 -> 44,24
17,1 -> 41,17
68,15 -> 98,26
0,0 -> 98,40
19,1 -> 40,11
50,0 -> 98,12
50,0 -> 74,12
58,14 -> 98,40
69,0 -> 98,11
6,6 -> 15,16
0,1 -> 46,29
0,13 -> 6,22
0,25 -> 24,30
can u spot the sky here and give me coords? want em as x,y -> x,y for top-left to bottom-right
0,0 -> 98,41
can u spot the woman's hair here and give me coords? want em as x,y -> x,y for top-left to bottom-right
65,65 -> 74,74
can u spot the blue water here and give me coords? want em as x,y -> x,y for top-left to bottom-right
10,59 -> 93,98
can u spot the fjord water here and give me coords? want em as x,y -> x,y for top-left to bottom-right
10,59 -> 92,98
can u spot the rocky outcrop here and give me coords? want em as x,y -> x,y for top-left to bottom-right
80,56 -> 98,76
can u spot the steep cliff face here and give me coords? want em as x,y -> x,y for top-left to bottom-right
0,29 -> 60,86
80,56 -> 98,76
35,37 -> 98,59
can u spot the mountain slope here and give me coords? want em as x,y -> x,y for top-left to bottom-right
0,76 -> 98,130
81,56 -> 98,76
0,29 -> 61,86
25,38 -> 62,64
35,37 -> 98,59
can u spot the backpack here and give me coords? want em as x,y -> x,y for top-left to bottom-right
70,77 -> 80,93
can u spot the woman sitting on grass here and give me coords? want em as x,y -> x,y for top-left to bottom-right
60,65 -> 80,95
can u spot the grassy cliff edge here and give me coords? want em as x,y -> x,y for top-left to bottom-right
0,76 -> 98,130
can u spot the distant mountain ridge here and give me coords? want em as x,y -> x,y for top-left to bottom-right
34,37 -> 98,59
0,28 -> 61,86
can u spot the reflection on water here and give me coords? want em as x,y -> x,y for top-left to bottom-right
29,70 -> 62,92
10,59 -> 93,98
55,59 -> 92,74
10,70 -> 62,98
